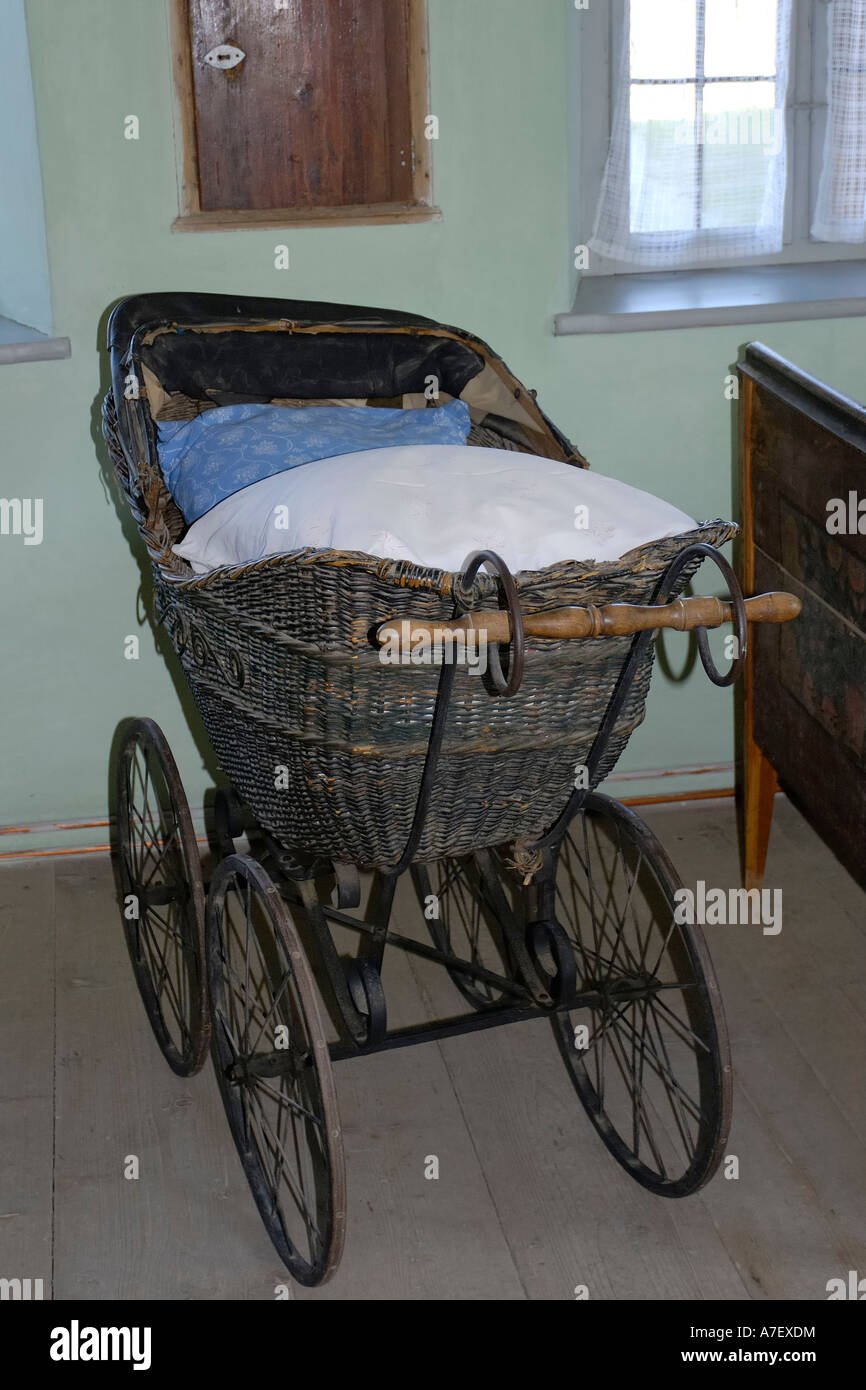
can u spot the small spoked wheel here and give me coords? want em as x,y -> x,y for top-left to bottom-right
207,854 -> 346,1285
546,794 -> 732,1196
114,717 -> 209,1076
411,856 -> 515,1009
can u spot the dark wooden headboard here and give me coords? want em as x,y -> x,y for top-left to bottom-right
737,342 -> 866,891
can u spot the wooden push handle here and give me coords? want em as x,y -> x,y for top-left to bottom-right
375,591 -> 801,648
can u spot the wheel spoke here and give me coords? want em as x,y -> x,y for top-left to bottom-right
613,1009 -> 703,1128
239,903 -> 301,1051
139,910 -> 191,1046
420,858 -> 507,1007
136,759 -> 165,879
245,1085 -> 322,1243
140,824 -> 180,890
601,842 -> 644,988
218,914 -> 274,1043
253,1074 -> 324,1128
144,904 -> 189,950
650,990 -> 711,1055
247,968 -> 295,1056
601,1010 -> 670,1176
644,1006 -> 700,1157
223,959 -> 272,1041
563,827 -> 646,981
582,999 -> 666,1172
270,1070 -> 290,1212
215,1005 -> 242,1059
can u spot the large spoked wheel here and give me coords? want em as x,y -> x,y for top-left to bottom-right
411,856 -> 515,1009
114,717 -> 209,1076
544,794 -> 732,1196
207,854 -> 346,1286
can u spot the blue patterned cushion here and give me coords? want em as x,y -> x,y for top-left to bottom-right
157,400 -> 472,522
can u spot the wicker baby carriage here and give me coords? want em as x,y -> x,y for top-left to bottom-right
103,292 -> 799,1287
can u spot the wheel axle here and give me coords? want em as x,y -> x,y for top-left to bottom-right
579,973 -> 663,1008
225,1049 -> 311,1085
137,882 -> 188,908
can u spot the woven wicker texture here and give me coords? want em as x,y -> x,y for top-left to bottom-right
103,368 -> 734,870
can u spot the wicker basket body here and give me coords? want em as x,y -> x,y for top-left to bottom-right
149,531 -> 731,869
103,294 -> 735,870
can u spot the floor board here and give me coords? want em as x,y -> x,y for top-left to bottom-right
646,801 -> 866,1299
0,796 -> 863,1300
0,862 -> 55,1296
52,857 -> 287,1300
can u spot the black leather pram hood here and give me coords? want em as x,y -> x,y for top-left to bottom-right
106,292 -> 585,466
140,329 -> 485,405
109,292 -> 484,401
107,290 -> 447,342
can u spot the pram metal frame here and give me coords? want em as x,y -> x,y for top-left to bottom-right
225,543 -> 746,1060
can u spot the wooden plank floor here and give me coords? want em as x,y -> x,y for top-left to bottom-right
0,798 -> 863,1301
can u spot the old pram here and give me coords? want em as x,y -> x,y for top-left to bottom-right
103,292 -> 799,1286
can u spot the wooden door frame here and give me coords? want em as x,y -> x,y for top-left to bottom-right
167,0 -> 438,230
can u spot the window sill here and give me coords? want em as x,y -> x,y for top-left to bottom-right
555,261 -> 866,335
173,202 -> 442,233
0,317 -> 70,365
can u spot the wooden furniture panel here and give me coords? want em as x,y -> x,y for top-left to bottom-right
172,0 -> 433,226
738,343 -> 866,891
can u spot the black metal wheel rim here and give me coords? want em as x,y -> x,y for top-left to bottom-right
206,854 -> 346,1286
114,717 -> 209,1076
550,793 -> 732,1196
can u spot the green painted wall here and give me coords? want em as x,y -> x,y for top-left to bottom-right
2,0 -> 865,848
0,0 -> 53,334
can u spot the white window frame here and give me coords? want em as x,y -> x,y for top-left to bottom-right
577,0 -> 865,277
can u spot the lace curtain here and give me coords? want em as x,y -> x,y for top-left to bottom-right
589,0 -> 794,267
812,0 -> 866,243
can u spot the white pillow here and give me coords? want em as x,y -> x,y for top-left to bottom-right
172,444 -> 697,575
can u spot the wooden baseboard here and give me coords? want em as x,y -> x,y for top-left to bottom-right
0,777 -> 741,861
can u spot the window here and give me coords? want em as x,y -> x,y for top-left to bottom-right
578,0 -> 866,276
170,0 -> 436,231
0,0 -> 68,363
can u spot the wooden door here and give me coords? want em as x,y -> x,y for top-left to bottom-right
176,0 -> 429,216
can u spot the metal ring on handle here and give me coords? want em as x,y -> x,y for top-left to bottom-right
654,543 -> 747,688
387,550 -> 525,874
456,549 -> 525,697
531,542 -> 747,856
